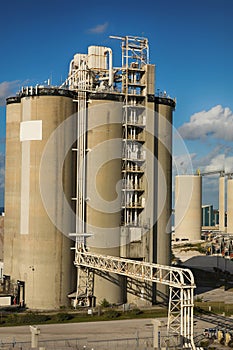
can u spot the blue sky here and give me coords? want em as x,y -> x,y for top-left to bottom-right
0,0 -> 232,208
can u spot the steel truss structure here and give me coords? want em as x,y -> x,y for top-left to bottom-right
74,249 -> 196,349
67,35 -> 196,349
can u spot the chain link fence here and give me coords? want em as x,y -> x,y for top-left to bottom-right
0,335 -> 154,350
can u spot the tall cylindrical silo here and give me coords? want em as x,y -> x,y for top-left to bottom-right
154,98 -> 175,303
4,88 -> 76,309
155,98 -> 175,267
175,175 -> 202,240
227,178 -> 233,234
219,176 -> 225,232
85,99 -> 123,304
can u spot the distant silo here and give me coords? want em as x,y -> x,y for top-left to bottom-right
227,178 -> 233,234
219,176 -> 225,232
175,175 -> 202,240
4,89 -> 76,309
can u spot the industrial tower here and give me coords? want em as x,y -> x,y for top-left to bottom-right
3,36 -> 176,310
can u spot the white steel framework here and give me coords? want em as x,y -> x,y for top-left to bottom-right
74,249 -> 196,349
66,36 -> 196,348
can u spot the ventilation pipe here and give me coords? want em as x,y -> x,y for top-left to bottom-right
69,59 -> 74,77
105,48 -> 113,88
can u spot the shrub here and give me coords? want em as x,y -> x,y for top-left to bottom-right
100,298 -> 110,308
55,313 -> 73,322
21,313 -> 51,324
128,308 -> 142,315
200,339 -> 211,347
104,310 -> 120,319
195,296 -> 203,302
6,312 -> 51,325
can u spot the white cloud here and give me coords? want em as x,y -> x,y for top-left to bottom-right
179,105 -> 233,141
0,81 -> 19,106
202,154 -> 226,173
88,22 -> 108,34
195,149 -> 233,175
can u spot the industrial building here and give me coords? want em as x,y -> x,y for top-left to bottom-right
202,204 -> 214,227
3,36 -> 176,310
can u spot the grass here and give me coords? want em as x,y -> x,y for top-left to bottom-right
194,300 -> 233,316
0,306 -> 168,327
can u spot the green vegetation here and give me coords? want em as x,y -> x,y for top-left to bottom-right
99,298 -> 110,308
0,306 -> 167,327
55,312 -> 74,322
0,312 -> 51,325
200,339 -> 211,348
194,300 -> 233,316
104,310 -> 121,319
179,242 -> 206,254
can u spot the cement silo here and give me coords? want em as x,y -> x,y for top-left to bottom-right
4,36 -> 176,309
227,178 -> 233,234
85,99 -> 124,304
153,97 -> 175,303
175,175 -> 202,240
4,89 -> 76,309
219,175 -> 225,232
155,98 -> 175,266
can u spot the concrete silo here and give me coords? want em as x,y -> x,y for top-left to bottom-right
85,99 -> 124,304
153,97 -> 175,302
4,89 -> 76,309
175,175 -> 202,241
4,36 -> 176,309
227,178 -> 233,234
155,98 -> 175,266
219,175 -> 225,232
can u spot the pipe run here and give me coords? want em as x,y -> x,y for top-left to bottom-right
105,48 -> 113,88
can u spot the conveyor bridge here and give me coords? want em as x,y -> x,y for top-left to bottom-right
74,249 -> 196,349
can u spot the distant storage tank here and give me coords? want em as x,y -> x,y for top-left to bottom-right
219,176 -> 225,232
227,178 -> 233,234
4,89 -> 76,309
175,175 -> 202,240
